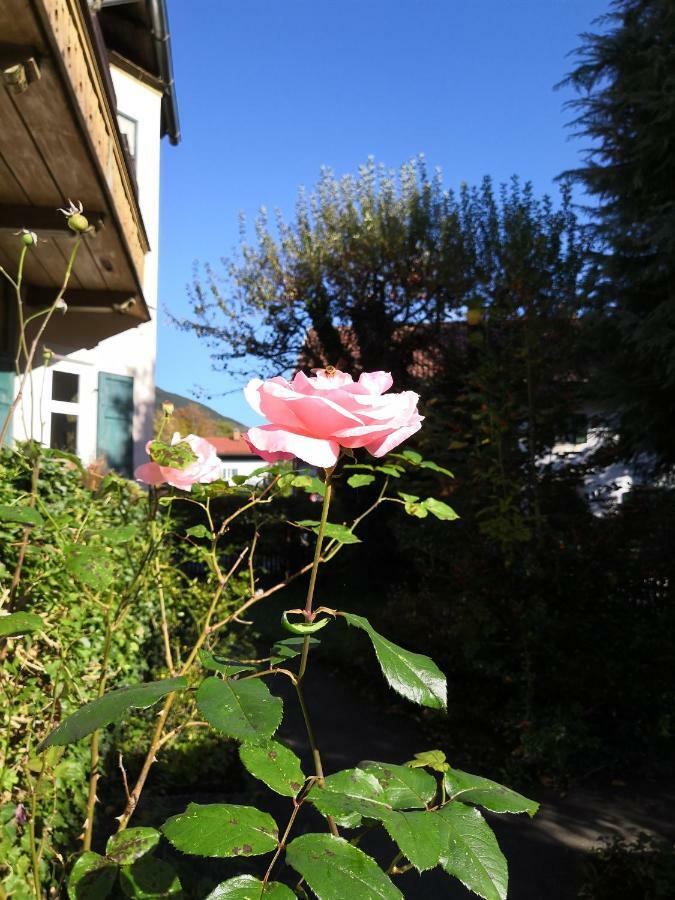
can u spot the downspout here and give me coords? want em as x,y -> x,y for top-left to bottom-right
147,0 -> 180,145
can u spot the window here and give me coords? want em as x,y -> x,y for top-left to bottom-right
223,466 -> 240,480
50,370 -> 80,453
117,112 -> 138,173
52,371 -> 79,403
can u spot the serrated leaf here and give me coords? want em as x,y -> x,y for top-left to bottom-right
0,611 -> 43,638
405,750 -> 449,773
341,613 -> 447,710
197,676 -> 283,741
444,768 -> 538,817
148,439 -> 197,469
423,498 -> 459,520
286,833 -> 403,899
380,809 -> 442,871
40,678 -> 187,750
67,852 -> 118,900
106,827 -> 160,865
308,768 -> 392,821
206,875 -> 295,899
0,504 -> 43,527
119,857 -> 181,898
240,740 -> 305,797
270,636 -> 320,664
291,474 -> 326,497
437,803 -> 508,900
162,802 -> 278,858
398,450 -> 423,464
65,546 -> 114,591
347,474 -> 375,488
361,762 -> 437,808
198,649 -> 257,676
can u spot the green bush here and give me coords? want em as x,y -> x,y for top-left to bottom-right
0,446 -> 245,896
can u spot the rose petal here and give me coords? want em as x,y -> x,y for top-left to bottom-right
246,424 -> 339,468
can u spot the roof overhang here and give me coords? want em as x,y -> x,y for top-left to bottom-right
0,0 -> 152,348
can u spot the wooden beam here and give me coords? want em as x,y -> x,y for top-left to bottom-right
0,204 -> 105,233
26,286 -> 141,317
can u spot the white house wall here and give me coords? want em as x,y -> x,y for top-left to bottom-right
11,66 -> 162,472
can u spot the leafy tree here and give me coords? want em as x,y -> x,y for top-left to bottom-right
152,401 -> 235,439
561,0 -> 675,464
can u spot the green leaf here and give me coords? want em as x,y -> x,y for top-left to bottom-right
101,524 -> 138,545
423,497 -> 459,520
405,750 -> 449,773
40,678 -> 187,750
443,768 -> 539,817
360,762 -> 437,808
291,473 -> 326,497
347,474 -> 375,488
419,460 -> 454,477
65,546 -> 114,591
281,610 -> 332,635
294,520 -> 360,544
375,464 -> 403,478
119,857 -> 182,898
43,447 -> 85,470
398,449 -> 423,464
270,636 -> 320,664
380,809 -> 442,871
198,649 -> 257,676
287,833 -> 403,899
0,504 -> 43,527
185,524 -> 212,539
341,613 -> 447,709
161,802 -> 278,858
106,827 -> 160,865
67,852 -> 118,900
437,803 -> 508,900
206,876 -> 295,899
196,676 -> 283,741
240,740 -> 305,797
308,768 -> 392,821
148,439 -> 197,469
0,611 -> 43,638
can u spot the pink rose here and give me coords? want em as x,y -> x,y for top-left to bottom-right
135,432 -> 222,491
244,369 -> 423,468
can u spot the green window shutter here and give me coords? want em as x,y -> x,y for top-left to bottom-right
0,370 -> 14,447
97,372 -> 134,477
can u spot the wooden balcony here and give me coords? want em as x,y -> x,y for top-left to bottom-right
0,0 -> 150,346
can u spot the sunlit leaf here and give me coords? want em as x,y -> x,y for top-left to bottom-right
197,676 -> 283,741
240,740 -> 305,797
0,504 -> 43,527
286,833 -> 403,899
341,613 -> 447,709
198,649 -> 257,676
0,611 -> 43,638
422,498 -> 459,520
206,875 -> 295,899
347,474 -> 375,488
405,750 -> 449,773
162,802 -> 278,858
106,827 -> 160,865
380,809 -> 442,871
360,761 -> 437,808
437,802 -> 508,900
40,678 -> 187,750
443,768 -> 538,817
65,546 -> 114,591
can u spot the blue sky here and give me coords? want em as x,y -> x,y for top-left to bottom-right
156,0 -> 609,426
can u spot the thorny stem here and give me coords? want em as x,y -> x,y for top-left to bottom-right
260,791 -> 309,894
115,547 -> 248,832
0,238 -> 81,447
294,471 -> 339,837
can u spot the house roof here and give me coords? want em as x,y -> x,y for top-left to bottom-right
206,436 -> 257,459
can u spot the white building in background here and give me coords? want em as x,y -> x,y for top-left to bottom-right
0,0 -> 179,476
205,434 -> 265,483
